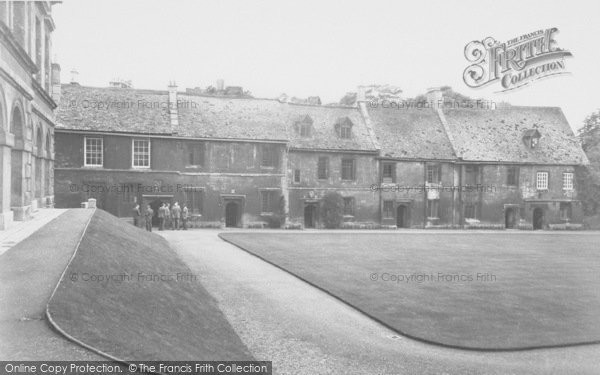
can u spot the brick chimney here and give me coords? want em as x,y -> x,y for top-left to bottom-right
70,69 -> 79,85
51,63 -> 61,103
426,87 -> 443,107
168,81 -> 179,133
356,86 -> 366,103
216,79 -> 224,92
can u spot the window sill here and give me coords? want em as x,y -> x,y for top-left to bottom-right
83,165 -> 103,168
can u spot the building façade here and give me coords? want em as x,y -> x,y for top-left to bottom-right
53,83 -> 589,229
0,1 -> 59,229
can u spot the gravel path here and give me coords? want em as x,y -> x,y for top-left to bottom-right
162,230 -> 600,375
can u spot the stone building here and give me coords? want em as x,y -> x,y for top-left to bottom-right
53,82 -> 589,230
0,1 -> 59,229
441,105 -> 588,229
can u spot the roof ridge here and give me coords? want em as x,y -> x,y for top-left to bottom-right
434,107 -> 459,158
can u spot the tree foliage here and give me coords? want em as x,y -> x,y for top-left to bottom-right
320,192 -> 344,229
576,109 -> 600,216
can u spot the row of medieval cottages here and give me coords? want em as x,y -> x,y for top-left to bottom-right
53,82 -> 589,229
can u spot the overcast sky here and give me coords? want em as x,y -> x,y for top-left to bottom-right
52,0 -> 600,131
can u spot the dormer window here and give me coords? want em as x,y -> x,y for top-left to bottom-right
522,129 -> 541,149
295,115 -> 313,138
336,117 -> 353,139
300,123 -> 311,137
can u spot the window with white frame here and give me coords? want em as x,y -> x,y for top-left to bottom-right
536,171 -> 549,190
563,172 -> 574,190
132,139 -> 150,168
84,137 -> 103,167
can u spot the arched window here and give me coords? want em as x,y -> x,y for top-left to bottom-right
10,105 -> 24,139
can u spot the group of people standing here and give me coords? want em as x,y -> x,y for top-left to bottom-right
132,201 -> 190,232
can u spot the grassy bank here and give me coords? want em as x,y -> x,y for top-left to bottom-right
48,210 -> 253,361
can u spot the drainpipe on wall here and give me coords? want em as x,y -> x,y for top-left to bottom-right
168,81 -> 179,134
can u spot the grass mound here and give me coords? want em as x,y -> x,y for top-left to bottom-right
47,209 -> 253,361
220,232 -> 600,350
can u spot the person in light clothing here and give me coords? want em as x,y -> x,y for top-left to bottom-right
172,202 -> 181,230
181,204 -> 189,230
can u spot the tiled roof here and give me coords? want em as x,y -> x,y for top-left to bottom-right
281,104 -> 377,151
56,85 -> 378,150
55,85 -> 588,165
178,94 -> 377,150
176,94 -> 288,141
56,84 -> 171,134
442,107 -> 589,165
367,107 -> 456,160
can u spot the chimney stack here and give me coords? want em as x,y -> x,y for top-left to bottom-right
426,87 -> 443,107
70,69 -> 79,85
356,86 -> 366,104
51,63 -> 61,103
168,81 -> 179,133
216,79 -> 224,92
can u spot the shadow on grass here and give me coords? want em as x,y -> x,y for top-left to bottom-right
47,210 -> 254,361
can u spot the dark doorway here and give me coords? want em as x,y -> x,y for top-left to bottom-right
225,201 -> 240,227
396,205 -> 408,228
149,199 -> 168,227
533,208 -> 544,230
505,208 -> 516,229
304,204 -> 317,228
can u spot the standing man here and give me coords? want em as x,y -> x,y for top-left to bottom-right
145,205 -> 154,232
158,203 -> 165,231
181,204 -> 189,230
164,203 -> 171,230
132,203 -> 141,227
172,202 -> 181,230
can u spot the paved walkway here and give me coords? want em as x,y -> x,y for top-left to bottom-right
0,209 -> 68,256
0,209 -> 102,360
162,230 -> 600,375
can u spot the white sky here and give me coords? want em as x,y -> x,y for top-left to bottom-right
52,0 -> 600,131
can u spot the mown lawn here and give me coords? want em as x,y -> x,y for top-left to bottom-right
220,232 -> 600,350
47,210 -> 254,361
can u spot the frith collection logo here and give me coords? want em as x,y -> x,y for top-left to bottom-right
463,28 -> 572,92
